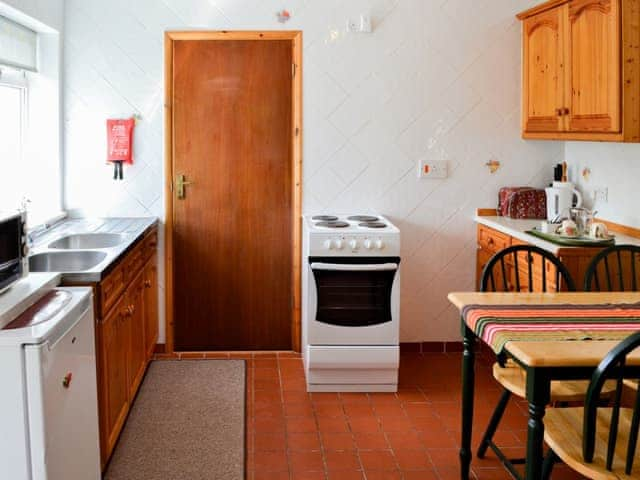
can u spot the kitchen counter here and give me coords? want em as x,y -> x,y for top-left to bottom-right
475,215 -> 640,254
30,217 -> 158,282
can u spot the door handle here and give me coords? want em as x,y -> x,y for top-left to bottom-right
176,174 -> 194,200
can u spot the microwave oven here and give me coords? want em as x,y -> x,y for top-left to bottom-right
0,211 -> 28,294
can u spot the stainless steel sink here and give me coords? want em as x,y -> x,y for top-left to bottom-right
48,233 -> 127,249
29,251 -> 107,272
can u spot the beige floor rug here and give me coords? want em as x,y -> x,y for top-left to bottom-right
104,360 -> 245,480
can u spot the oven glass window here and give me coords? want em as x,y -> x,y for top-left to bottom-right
313,269 -> 396,327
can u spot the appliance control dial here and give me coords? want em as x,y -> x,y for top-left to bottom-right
363,239 -> 373,249
349,239 -> 358,249
335,239 -> 344,250
375,239 -> 385,250
324,239 -> 334,250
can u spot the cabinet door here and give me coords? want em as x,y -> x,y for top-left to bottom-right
100,297 -> 129,458
523,6 -> 566,132
144,259 -> 158,358
127,270 -> 147,399
567,0 -> 621,132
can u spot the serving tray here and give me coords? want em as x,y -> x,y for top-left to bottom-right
526,227 -> 615,247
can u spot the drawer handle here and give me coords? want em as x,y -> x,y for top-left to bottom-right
62,372 -> 73,389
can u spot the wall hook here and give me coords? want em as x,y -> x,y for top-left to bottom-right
485,159 -> 501,174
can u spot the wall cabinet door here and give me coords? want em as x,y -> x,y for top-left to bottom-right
144,259 -> 158,358
100,297 -> 129,458
523,6 -> 566,133
566,0 -> 621,132
127,270 -> 147,399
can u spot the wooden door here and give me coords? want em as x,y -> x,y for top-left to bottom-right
171,37 -> 296,351
144,259 -> 158,357
523,6 -> 567,132
127,270 -> 146,397
566,0 -> 621,132
101,297 -> 129,460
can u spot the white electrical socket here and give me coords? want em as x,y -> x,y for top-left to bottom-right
593,187 -> 609,203
418,160 -> 448,179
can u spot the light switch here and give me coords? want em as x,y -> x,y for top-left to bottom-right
418,160 -> 448,179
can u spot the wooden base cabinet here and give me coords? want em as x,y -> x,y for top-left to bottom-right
477,224 -> 603,292
65,227 -> 158,469
517,0 -> 640,142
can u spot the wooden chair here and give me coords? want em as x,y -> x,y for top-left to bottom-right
584,245 -> 640,292
477,245 -> 581,478
584,245 -> 640,409
542,331 -> 640,480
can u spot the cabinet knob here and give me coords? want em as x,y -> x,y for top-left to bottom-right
556,108 -> 563,116
562,107 -> 570,116
144,280 -> 152,288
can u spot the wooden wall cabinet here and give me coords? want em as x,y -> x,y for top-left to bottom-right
518,0 -> 640,142
65,226 -> 158,469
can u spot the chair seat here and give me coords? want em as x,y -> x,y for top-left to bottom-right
544,407 -> 640,480
493,361 -> 616,402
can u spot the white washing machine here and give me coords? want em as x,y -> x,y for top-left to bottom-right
0,274 -> 100,480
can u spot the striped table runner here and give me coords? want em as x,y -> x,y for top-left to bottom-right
462,303 -> 640,354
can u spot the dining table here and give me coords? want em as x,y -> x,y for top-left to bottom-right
447,291 -> 640,480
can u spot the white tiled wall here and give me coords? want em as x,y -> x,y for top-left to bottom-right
566,142 -> 640,229
63,0 -> 563,343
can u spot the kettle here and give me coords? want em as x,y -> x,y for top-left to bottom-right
545,182 -> 583,221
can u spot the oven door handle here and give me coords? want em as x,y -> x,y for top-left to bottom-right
310,262 -> 398,272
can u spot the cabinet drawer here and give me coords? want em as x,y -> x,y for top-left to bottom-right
478,225 -> 511,254
100,265 -> 125,316
123,242 -> 145,284
143,230 -> 158,261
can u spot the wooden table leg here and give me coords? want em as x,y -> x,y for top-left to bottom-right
460,324 -> 475,480
525,367 -> 550,480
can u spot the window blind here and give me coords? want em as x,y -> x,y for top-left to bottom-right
0,15 -> 37,72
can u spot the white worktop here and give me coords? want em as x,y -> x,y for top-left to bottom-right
475,215 -> 640,254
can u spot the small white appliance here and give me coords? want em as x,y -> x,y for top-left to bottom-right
0,278 -> 100,480
545,181 -> 583,220
0,210 -> 29,293
302,215 -> 400,392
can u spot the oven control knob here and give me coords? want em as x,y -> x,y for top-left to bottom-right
335,239 -> 344,250
349,239 -> 358,249
375,239 -> 385,250
324,239 -> 334,250
363,239 -> 373,249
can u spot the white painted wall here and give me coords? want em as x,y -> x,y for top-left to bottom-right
566,142 -> 640,229
63,0 -> 562,343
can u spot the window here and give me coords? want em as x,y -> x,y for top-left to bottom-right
0,70 -> 27,215
0,15 -> 63,228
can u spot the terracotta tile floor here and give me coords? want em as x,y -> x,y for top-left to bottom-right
240,351 -> 585,480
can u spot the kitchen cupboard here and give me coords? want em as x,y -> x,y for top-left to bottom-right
476,224 -> 604,291
64,226 -> 158,468
517,0 -> 640,142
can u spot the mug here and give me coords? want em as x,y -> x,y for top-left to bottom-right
589,222 -> 609,239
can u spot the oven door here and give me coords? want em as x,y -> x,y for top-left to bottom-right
307,257 -> 400,346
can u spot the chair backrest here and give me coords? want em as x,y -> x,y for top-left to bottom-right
583,331 -> 640,474
584,245 -> 640,292
480,245 -> 576,293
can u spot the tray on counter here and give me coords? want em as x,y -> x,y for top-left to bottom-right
526,227 -> 615,247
